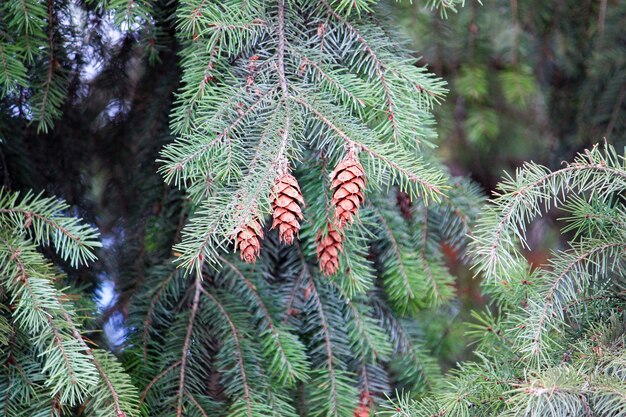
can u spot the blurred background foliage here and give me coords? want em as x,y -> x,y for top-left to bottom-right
393,0 -> 625,368
395,0 -> 625,188
0,0 -> 624,379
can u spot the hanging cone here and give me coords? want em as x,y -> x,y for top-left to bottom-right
397,190 -> 412,220
353,391 -> 371,417
316,223 -> 343,276
330,152 -> 366,228
235,217 -> 264,263
271,172 -> 304,245
353,404 -> 370,417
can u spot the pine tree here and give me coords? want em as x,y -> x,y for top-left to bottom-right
11,1 -> 623,417
386,143 -> 626,417
0,1 -> 483,416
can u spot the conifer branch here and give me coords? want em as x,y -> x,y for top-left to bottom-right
0,236 -> 92,401
473,144 -> 626,280
376,212 -> 416,301
45,314 -> 79,388
298,55 -> 366,108
320,0 -> 400,142
37,0 -> 55,130
0,208 -> 85,248
187,393 -> 210,417
142,270 -> 177,362
419,210 -> 442,304
218,256 -> 307,384
276,0 -> 289,97
0,190 -> 100,267
137,361 -> 182,411
199,286 -> 254,417
293,96 -> 445,198
64,312 -> 128,417
163,87 -> 277,183
282,248 -> 307,324
527,240 -> 626,363
176,275 -> 202,417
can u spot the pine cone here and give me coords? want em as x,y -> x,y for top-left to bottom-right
353,391 -> 371,417
235,218 -> 264,263
397,190 -> 412,220
316,224 -> 343,276
353,404 -> 369,417
330,153 -> 366,228
271,172 -> 304,245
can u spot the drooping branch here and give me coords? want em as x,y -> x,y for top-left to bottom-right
64,312 -> 126,417
0,208 -> 85,248
137,361 -> 182,410
375,211 -> 416,301
218,256 -> 299,380
176,275 -> 202,417
142,271 -> 177,362
199,286 -> 254,417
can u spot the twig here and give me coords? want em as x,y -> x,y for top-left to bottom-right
176,274 -> 202,417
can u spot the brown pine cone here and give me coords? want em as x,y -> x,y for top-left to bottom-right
330,153 -> 366,228
235,218 -> 264,263
397,190 -> 412,220
353,391 -> 371,417
271,172 -> 304,245
316,224 -> 343,276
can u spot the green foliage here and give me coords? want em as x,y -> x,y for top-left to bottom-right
124,67 -> 482,414
0,190 -> 139,416
159,0 -> 452,272
120,1 -> 486,415
386,144 -> 626,417
426,0 -> 476,19
89,0 -> 153,31
0,190 -> 101,267
394,0 -> 625,190
1,0 -> 622,415
0,0 -> 157,133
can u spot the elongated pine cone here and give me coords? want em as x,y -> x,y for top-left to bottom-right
235,218 -> 264,263
330,153 -> 366,228
316,224 -> 343,276
271,172 -> 304,245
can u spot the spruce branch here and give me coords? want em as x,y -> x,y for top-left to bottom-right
375,209 -> 420,306
0,235 -> 99,406
164,0 -> 450,272
140,269 -> 178,363
0,190 -> 101,267
293,95 -> 447,201
137,361 -> 182,412
289,253 -> 358,417
187,392 -> 210,417
519,238 -> 626,366
397,144 -> 626,417
471,144 -> 626,281
218,255 -> 309,386
175,274 -> 202,417
0,41 -> 28,97
199,286 -> 255,417
320,0 -> 401,143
